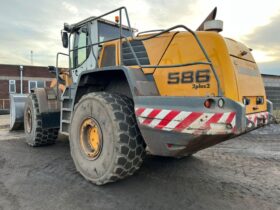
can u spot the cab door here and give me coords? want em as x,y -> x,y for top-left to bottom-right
70,22 -> 99,83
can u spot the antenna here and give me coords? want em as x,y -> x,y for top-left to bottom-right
30,50 -> 33,65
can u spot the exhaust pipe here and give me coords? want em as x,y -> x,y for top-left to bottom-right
10,94 -> 28,130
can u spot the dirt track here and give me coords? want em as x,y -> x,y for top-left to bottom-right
0,125 -> 280,210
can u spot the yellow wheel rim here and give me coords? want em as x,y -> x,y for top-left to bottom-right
80,118 -> 102,159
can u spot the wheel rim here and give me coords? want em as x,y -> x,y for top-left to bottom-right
79,118 -> 103,160
26,108 -> 32,133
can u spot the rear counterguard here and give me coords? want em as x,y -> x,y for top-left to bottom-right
133,97 -> 273,156
135,107 -> 236,135
135,107 -> 270,136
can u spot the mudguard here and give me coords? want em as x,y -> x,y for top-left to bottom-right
33,88 -> 60,129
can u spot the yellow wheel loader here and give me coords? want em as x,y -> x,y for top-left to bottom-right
12,7 -> 274,185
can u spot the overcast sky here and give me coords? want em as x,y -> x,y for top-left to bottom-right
0,0 -> 280,74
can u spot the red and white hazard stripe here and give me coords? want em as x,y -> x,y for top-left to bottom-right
135,107 -> 236,135
246,111 -> 269,128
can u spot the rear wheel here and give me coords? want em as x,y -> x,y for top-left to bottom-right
70,92 -> 145,185
24,94 -> 58,146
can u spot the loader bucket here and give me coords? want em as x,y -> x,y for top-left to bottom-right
10,94 -> 28,131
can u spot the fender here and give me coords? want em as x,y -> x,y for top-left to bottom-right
33,88 -> 60,129
72,66 -> 160,104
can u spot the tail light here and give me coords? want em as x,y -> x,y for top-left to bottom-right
243,97 -> 250,105
204,99 -> 214,108
256,96 -> 264,105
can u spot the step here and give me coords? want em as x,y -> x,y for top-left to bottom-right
61,108 -> 72,111
61,119 -> 70,124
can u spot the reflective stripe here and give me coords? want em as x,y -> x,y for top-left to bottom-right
135,107 -> 237,135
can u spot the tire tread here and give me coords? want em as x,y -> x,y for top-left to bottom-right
25,94 -> 59,147
72,92 -> 145,185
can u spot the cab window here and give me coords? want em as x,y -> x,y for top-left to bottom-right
77,32 -> 87,65
100,45 -> 116,67
98,22 -> 132,42
71,28 -> 89,69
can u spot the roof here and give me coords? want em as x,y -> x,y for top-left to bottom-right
66,16 -> 137,32
261,73 -> 280,77
0,63 -> 48,68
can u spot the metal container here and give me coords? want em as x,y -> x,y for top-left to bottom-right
10,94 -> 28,130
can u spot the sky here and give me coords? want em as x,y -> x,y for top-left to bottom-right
0,0 -> 280,74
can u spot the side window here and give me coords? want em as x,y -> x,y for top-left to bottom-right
9,80 -> 16,93
78,32 -> 87,65
70,34 -> 75,69
100,45 -> 116,67
28,81 -> 37,93
72,28 -> 88,69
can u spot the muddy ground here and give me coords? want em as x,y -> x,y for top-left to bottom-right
0,117 -> 279,210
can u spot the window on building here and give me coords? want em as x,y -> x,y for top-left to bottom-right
28,80 -> 45,93
28,81 -> 37,93
37,81 -> 45,88
9,80 -> 16,93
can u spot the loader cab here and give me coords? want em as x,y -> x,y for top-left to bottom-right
64,18 -> 133,83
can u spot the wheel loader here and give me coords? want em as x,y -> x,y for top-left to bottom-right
11,7 -> 273,185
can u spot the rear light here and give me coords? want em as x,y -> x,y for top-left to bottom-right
243,97 -> 250,105
256,96 -> 264,105
204,99 -> 214,108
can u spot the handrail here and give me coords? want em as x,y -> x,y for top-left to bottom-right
55,52 -> 69,96
68,7 -> 132,67
67,7 -> 223,96
140,61 -> 211,68
56,52 -> 69,68
128,25 -> 223,96
137,29 -> 165,37
71,7 -> 133,33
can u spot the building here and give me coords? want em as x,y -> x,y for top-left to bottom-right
0,64 -> 279,112
0,64 -> 55,111
262,74 -> 280,110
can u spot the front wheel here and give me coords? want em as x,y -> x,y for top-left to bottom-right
69,92 -> 145,185
24,94 -> 58,146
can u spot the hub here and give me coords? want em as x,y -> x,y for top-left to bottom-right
79,118 -> 103,160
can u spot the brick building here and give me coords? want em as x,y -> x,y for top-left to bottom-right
0,64 -> 55,111
0,64 -> 279,112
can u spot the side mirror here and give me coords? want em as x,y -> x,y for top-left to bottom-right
61,31 -> 68,48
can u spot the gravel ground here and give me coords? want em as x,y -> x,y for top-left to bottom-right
0,123 -> 279,210
0,115 -> 10,129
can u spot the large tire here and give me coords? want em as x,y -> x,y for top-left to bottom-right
24,94 -> 59,147
70,92 -> 145,185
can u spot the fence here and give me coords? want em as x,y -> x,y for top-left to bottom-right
0,99 -> 10,110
